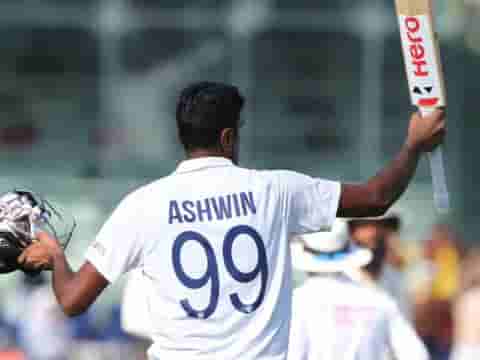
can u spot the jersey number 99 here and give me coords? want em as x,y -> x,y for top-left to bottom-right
172,225 -> 268,319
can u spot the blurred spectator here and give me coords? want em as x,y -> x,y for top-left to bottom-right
0,312 -> 16,349
0,312 -> 21,359
289,220 -> 429,360
424,225 -> 463,302
450,249 -> 480,360
348,214 -> 412,319
348,214 -> 404,267
16,274 -> 73,360
0,272 -> 147,360
415,224 -> 463,360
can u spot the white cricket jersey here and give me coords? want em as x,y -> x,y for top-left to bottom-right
85,157 -> 340,360
288,274 -> 429,360
121,270 -> 152,339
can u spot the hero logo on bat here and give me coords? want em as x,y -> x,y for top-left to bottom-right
403,16 -> 440,107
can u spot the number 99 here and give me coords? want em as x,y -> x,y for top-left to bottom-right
172,225 -> 268,318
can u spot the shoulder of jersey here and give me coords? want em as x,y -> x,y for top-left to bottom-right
256,169 -> 308,187
257,169 -> 302,178
121,178 -> 167,203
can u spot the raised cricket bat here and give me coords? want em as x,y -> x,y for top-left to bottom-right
395,0 -> 450,213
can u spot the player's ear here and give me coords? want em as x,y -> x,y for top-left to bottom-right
220,128 -> 236,155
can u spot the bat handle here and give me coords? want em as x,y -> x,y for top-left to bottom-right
428,147 -> 449,213
420,108 -> 450,213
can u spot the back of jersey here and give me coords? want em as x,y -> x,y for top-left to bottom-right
288,275 -> 429,360
290,276 -> 391,360
86,157 -> 340,360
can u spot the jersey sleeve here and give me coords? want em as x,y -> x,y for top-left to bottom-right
280,171 -> 341,235
85,192 -> 145,283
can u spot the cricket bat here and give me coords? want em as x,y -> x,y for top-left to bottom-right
395,0 -> 450,213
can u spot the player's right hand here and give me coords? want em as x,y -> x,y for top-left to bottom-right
18,231 -> 63,271
406,109 -> 446,153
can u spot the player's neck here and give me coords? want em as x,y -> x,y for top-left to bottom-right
187,149 -> 231,161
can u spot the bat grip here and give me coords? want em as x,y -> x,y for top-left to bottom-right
420,108 -> 450,213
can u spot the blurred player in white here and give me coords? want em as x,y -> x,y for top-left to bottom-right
19,82 -> 444,360
289,221 -> 429,360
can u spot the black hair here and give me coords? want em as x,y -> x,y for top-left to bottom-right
176,81 -> 245,151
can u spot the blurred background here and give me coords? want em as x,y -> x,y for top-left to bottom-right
0,0 -> 479,359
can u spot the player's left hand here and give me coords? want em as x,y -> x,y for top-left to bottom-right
18,232 -> 63,271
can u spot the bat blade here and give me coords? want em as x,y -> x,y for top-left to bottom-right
395,0 -> 450,213
395,0 -> 431,15
395,0 -> 446,110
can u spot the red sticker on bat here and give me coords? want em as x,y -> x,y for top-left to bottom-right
418,98 -> 439,107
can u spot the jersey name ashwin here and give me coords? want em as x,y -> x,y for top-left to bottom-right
168,191 -> 256,224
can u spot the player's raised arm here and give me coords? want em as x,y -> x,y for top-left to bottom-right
337,109 -> 445,218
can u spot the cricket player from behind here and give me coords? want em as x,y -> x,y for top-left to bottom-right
19,82 -> 445,360
289,221 -> 429,360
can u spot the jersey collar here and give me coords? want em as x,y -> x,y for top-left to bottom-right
175,157 -> 234,174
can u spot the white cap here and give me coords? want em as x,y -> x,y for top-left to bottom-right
291,220 -> 372,273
